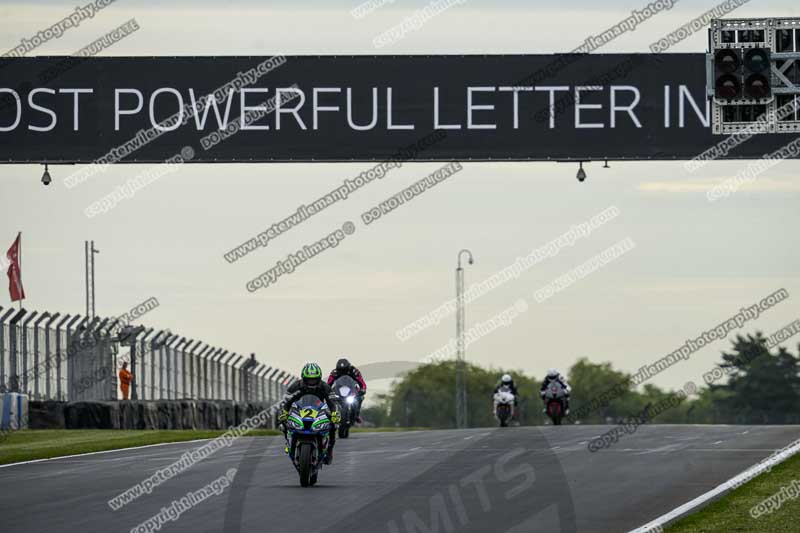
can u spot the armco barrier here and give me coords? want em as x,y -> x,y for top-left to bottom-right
29,399 -> 278,430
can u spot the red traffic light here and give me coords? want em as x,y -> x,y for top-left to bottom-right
715,49 -> 740,74
745,74 -> 770,98
716,74 -> 741,99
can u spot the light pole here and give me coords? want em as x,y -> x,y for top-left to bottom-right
85,241 -> 99,319
455,249 -> 474,429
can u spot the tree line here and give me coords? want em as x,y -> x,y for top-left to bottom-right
362,332 -> 800,427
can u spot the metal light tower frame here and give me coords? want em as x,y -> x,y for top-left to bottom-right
85,241 -> 99,319
708,17 -> 800,134
455,248 -> 474,429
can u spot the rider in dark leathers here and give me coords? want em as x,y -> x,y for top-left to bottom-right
327,358 -> 367,422
279,363 -> 340,464
539,368 -> 571,414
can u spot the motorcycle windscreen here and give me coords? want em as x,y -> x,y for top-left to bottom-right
294,394 -> 326,410
547,383 -> 565,398
333,375 -> 359,396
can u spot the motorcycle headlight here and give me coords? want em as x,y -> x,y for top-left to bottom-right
346,396 -> 355,404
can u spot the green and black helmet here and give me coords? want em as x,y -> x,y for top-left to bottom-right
301,362 -> 322,386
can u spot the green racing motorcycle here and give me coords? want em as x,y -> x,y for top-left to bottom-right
283,394 -> 333,487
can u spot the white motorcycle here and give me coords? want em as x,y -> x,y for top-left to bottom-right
493,389 -> 516,427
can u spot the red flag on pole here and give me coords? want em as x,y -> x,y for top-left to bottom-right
6,232 -> 25,302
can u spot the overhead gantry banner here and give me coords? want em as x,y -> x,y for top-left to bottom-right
0,54 -> 797,163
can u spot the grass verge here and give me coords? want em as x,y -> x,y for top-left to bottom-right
0,429 -> 279,466
666,452 -> 800,533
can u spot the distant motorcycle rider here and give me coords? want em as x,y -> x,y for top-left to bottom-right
279,363 -> 341,464
540,368 -> 571,414
493,373 -> 519,419
493,374 -> 519,405
326,358 -> 367,422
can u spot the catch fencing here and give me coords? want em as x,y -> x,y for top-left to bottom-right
0,306 -> 296,403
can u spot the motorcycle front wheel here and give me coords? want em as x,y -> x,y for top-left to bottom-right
298,443 -> 314,487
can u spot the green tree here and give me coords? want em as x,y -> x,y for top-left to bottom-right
710,334 -> 800,424
361,331 -> 800,428
567,358 -> 651,423
373,361 -> 542,428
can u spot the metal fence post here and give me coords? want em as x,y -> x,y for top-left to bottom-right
188,342 -> 204,400
262,366 -> 272,402
167,336 -> 183,399
73,317 -> 93,401
230,355 -> 243,401
216,349 -> 226,399
163,336 -> 173,399
0,308 -> 14,392
169,336 -> 183,399
138,329 -> 154,400
204,347 -> 216,399
206,348 -> 216,399
32,312 -> 50,400
252,364 -> 260,402
54,315 -> 71,401
241,354 -> 257,402
68,317 -> 87,400
20,311 -> 38,395
205,345 -> 216,400
149,331 -> 166,400
224,353 -> 237,400
277,370 -> 286,404
43,313 -> 60,399
174,338 -> 188,399
101,319 -> 118,400
194,345 -> 209,399
8,309 -> 27,393
85,317 -> 104,401
212,349 -> 222,399
261,366 -> 273,402
161,333 -> 174,399
268,368 -> 280,405
67,316 -> 88,400
210,350 -> 220,399
254,363 -> 265,402
277,372 -> 288,403
161,333 -> 175,399
214,349 -> 225,399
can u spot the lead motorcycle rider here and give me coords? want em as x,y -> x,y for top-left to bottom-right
540,368 -> 571,415
492,374 -> 519,412
326,358 -> 367,422
279,363 -> 341,464
492,374 -> 519,420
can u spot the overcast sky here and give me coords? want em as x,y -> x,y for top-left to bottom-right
1,0 -> 799,395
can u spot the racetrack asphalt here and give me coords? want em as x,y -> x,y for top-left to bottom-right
1,424 -> 798,533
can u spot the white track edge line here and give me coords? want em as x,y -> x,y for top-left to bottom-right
628,437 -> 800,532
